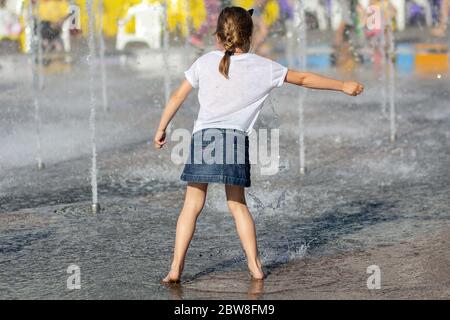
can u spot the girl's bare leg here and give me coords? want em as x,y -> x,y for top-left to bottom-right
225,185 -> 264,280
432,0 -> 448,37
163,182 -> 208,282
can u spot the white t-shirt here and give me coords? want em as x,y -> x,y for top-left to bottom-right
184,50 -> 288,134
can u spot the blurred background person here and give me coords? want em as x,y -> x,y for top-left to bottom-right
431,0 -> 448,36
363,0 -> 396,70
38,0 -> 71,55
278,0 -> 293,21
334,0 -> 364,48
332,0 -> 364,70
233,0 -> 281,56
250,0 -> 270,54
188,0 -> 220,50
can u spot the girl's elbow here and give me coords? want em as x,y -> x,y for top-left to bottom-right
296,73 -> 310,86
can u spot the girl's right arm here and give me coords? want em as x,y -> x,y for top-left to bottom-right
154,80 -> 193,149
285,70 -> 364,96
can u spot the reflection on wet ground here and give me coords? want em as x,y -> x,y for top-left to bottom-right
0,34 -> 450,298
181,231 -> 450,299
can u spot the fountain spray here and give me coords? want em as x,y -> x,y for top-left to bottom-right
379,6 -> 388,117
163,0 -> 172,134
386,19 -> 396,143
35,1 -> 44,90
285,11 -> 295,69
294,0 -> 307,175
98,0 -> 108,112
87,0 -> 100,214
183,0 -> 191,69
28,0 -> 44,170
379,4 -> 396,142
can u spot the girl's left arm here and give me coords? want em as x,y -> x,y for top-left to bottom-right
154,80 -> 193,149
285,70 -> 364,96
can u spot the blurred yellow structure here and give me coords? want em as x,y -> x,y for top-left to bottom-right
16,0 -> 208,52
233,0 -> 280,26
18,0 -> 33,52
163,0 -> 206,36
70,0 -> 278,38
73,0 -> 206,37
14,0 -> 282,52
38,0 -> 69,23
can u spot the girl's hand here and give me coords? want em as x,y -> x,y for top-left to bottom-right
343,81 -> 364,96
154,129 -> 166,149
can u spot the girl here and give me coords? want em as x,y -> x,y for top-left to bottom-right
154,6 -> 364,283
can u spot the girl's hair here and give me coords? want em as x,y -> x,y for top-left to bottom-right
215,7 -> 254,79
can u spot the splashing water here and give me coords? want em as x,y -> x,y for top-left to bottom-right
386,21 -> 396,143
98,0 -> 108,112
288,242 -> 309,261
87,0 -> 99,211
28,0 -> 44,170
247,190 -> 287,220
294,0 -> 307,175
260,238 -> 310,266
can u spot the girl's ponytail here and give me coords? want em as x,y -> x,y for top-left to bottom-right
219,50 -> 234,79
215,7 -> 253,79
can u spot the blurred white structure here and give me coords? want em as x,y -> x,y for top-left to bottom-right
330,0 -> 345,30
60,17 -> 72,52
391,0 -> 406,30
116,0 -> 164,51
0,0 -> 21,40
304,0 -> 328,30
61,4 -> 80,52
330,0 -> 407,31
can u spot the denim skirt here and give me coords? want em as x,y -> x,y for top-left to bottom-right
181,128 -> 251,187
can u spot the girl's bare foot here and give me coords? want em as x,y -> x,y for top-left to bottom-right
249,268 -> 265,280
248,259 -> 265,280
162,265 -> 183,283
162,276 -> 180,283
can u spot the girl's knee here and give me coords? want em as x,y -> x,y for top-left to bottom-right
227,200 -> 248,215
182,200 -> 205,214
183,183 -> 208,213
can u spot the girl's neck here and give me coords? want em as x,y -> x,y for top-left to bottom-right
221,49 -> 247,55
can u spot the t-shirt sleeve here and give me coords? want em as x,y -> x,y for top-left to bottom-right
184,59 -> 200,88
270,60 -> 288,88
